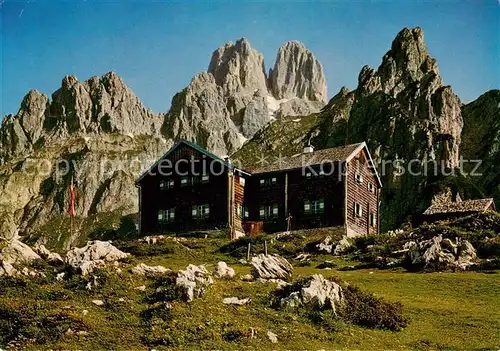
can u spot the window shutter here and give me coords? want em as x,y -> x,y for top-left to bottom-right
272,204 -> 279,215
304,201 -> 310,213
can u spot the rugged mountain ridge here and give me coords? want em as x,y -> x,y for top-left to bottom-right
165,38 -> 327,156
0,72 -> 164,164
0,38 -> 327,246
234,27 -> 496,231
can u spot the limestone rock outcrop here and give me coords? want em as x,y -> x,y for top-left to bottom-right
269,41 -> 327,102
65,240 -> 129,275
208,38 -> 268,96
278,274 -> 344,313
251,254 -> 293,281
176,264 -> 214,302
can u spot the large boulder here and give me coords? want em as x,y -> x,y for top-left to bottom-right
34,243 -> 63,263
213,261 -> 235,279
406,235 -> 477,271
65,240 -> 129,275
0,239 -> 41,265
131,263 -> 170,276
176,264 -> 214,302
0,261 -> 18,277
251,254 -> 293,281
279,275 -> 344,314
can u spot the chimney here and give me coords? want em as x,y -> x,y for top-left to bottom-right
303,145 -> 314,153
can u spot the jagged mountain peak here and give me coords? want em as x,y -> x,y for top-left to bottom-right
269,40 -> 327,102
208,37 -> 268,95
357,27 -> 442,97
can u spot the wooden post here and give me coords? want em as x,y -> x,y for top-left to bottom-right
247,242 -> 251,261
264,240 -> 268,255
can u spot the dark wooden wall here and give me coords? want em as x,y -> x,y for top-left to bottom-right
243,172 -> 286,232
139,144 -> 230,234
287,163 -> 345,231
243,163 -> 345,233
346,149 -> 380,236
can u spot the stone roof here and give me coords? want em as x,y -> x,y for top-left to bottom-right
423,198 -> 496,215
246,142 -> 364,174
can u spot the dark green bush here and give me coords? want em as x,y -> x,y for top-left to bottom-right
339,285 -> 408,331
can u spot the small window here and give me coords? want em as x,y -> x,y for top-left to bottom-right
305,172 -> 312,178
260,177 -> 277,187
167,180 -> 175,189
192,204 -> 210,219
272,204 -> 279,215
368,182 -> 375,193
369,212 -> 376,228
259,204 -> 278,220
312,199 -> 324,214
201,174 -> 210,183
239,177 -> 246,186
158,208 -> 175,223
354,203 -> 363,217
159,180 -> 167,190
304,200 -> 311,214
180,177 -> 189,187
305,199 -> 324,214
237,205 -> 242,218
243,207 -> 249,219
355,173 -> 363,184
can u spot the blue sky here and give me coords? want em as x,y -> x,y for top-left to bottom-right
1,0 -> 498,119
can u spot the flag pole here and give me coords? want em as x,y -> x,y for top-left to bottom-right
70,176 -> 73,239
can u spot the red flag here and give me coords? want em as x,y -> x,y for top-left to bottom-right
69,182 -> 76,217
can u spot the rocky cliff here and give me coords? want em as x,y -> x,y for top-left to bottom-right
165,38 -> 327,156
0,39 -> 328,246
460,89 -> 500,208
0,73 -> 171,248
235,27 -> 477,231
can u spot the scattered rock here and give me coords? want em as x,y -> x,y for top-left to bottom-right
251,254 -> 293,281
213,261 -> 235,278
34,243 -> 63,263
176,264 -> 214,302
406,235 -> 477,271
223,297 -> 250,305
316,236 -> 334,254
82,310 -> 89,316
0,260 -> 18,277
316,261 -> 337,269
0,239 -> 41,265
65,240 -> 129,276
240,274 -> 253,282
279,275 -> 344,314
135,285 -> 146,291
267,331 -> 278,344
295,253 -> 311,262
131,263 -> 170,276
92,300 -> 104,306
333,236 -> 352,255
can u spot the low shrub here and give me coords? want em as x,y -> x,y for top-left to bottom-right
0,302 -> 87,347
339,284 -> 408,331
